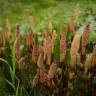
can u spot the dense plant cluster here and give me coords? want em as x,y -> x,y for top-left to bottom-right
0,7 -> 96,96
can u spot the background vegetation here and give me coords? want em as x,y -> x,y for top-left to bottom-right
0,0 -> 96,29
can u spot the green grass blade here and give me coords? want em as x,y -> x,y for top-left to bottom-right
16,81 -> 19,96
0,58 -> 9,67
12,37 -> 18,85
4,79 -> 16,92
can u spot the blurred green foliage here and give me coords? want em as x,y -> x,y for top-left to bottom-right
0,77 -> 6,96
0,0 -> 96,28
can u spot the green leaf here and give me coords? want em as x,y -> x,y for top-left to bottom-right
20,23 -> 29,37
89,31 -> 96,43
12,38 -> 18,85
16,81 -> 19,96
54,35 -> 60,65
20,44 -> 25,56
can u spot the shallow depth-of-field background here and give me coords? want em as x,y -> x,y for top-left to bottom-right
0,0 -> 96,29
